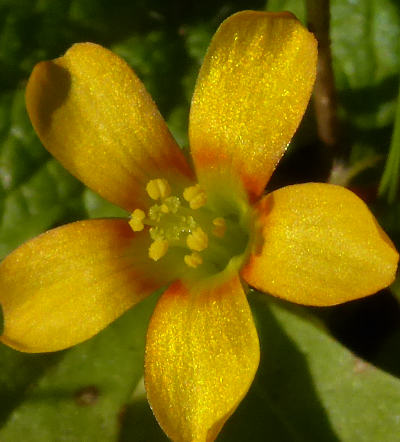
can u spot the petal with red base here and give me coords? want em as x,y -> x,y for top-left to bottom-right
0,219 -> 166,352
145,276 -> 259,442
242,183 -> 399,306
26,43 -> 193,212
189,11 -> 317,201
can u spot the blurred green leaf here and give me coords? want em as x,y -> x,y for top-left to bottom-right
118,381 -> 168,442
379,76 -> 400,203
266,0 -> 306,22
82,189 -> 127,219
219,294 -> 400,441
0,294 -> 157,442
332,0 -> 400,129
267,0 -> 400,133
390,276 -> 400,303
331,0 -> 400,201
112,30 -> 187,118
0,90 -> 86,259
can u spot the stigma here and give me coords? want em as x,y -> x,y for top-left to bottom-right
129,178 -> 226,268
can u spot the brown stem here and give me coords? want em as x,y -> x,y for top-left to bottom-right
306,0 -> 339,149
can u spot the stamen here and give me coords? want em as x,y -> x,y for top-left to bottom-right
129,209 -> 146,232
146,178 -> 171,200
148,239 -> 169,261
183,184 -> 207,209
160,203 -> 169,214
184,252 -> 203,268
212,217 -> 226,238
186,227 -> 208,252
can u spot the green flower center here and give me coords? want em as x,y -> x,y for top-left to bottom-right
129,178 -> 253,282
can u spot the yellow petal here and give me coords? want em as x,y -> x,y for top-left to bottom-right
0,219 -> 164,352
26,43 -> 193,212
145,277 -> 259,442
242,183 -> 399,306
189,11 -> 317,201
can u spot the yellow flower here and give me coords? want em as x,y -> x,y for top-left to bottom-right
0,10 -> 398,442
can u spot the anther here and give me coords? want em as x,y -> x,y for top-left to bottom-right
129,209 -> 146,232
186,227 -> 208,252
184,252 -> 203,268
160,203 -> 169,214
146,178 -> 171,200
148,239 -> 169,261
212,217 -> 226,238
183,184 -> 207,209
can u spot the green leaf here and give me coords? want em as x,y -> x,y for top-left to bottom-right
0,347 -> 59,429
119,381 -> 168,442
111,30 -> 188,118
0,90 -> 86,259
390,276 -> 400,304
266,0 -> 306,23
82,189 -> 128,219
0,294 -> 158,442
379,76 -> 400,203
218,294 -> 400,441
331,0 -> 400,136
267,0 -> 400,175
268,0 -> 400,130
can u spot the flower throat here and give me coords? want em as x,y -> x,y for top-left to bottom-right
129,178 -> 250,278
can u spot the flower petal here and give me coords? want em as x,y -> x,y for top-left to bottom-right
145,277 -> 259,442
26,43 -> 194,212
189,11 -> 317,201
0,219 -> 165,352
242,183 -> 399,306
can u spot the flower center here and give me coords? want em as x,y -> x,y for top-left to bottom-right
129,178 -> 251,281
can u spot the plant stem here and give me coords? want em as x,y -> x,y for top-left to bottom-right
306,0 -> 339,149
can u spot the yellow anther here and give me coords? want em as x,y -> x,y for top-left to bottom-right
146,178 -> 171,200
148,239 -> 169,261
129,209 -> 146,232
160,203 -> 169,214
212,217 -> 226,238
184,252 -> 203,268
186,227 -> 208,252
183,184 -> 207,209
